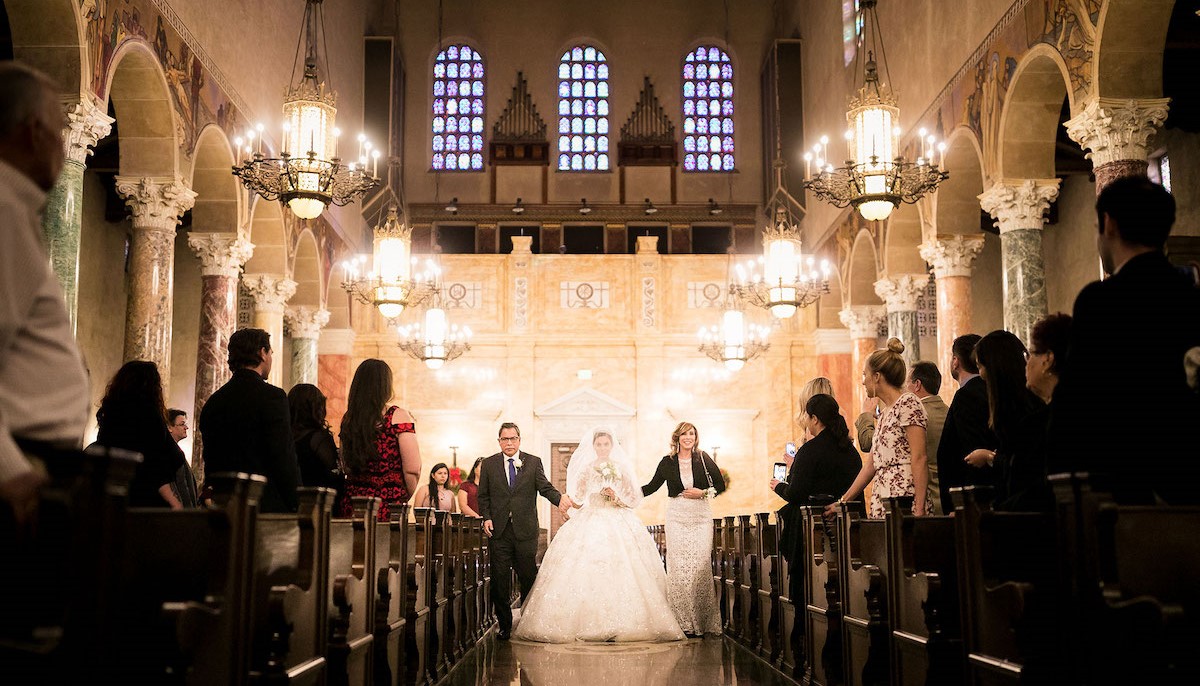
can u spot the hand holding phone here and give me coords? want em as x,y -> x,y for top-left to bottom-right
773,462 -> 788,482
785,441 -> 798,458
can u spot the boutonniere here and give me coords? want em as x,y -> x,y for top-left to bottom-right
512,456 -> 524,470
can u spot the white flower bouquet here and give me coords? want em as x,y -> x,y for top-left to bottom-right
594,461 -> 620,501
703,486 -> 718,500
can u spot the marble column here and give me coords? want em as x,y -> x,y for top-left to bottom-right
115,176 -> 198,382
187,233 -> 254,481
874,273 -> 928,369
1065,97 -> 1171,192
839,305 -> 886,421
979,179 -> 1059,345
242,274 -> 297,387
43,99 -> 114,333
920,234 -> 986,398
285,306 -> 331,387
814,328 -> 854,420
318,328 -> 356,434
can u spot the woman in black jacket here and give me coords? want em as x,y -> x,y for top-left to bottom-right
96,361 -> 184,509
287,384 -> 343,495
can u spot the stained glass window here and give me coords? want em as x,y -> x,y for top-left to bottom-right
557,45 -> 609,171
682,46 -> 734,172
843,0 -> 864,66
432,44 -> 484,171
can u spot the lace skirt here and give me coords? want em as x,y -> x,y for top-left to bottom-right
665,496 -> 722,635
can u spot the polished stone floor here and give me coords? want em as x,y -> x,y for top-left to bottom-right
444,633 -> 797,686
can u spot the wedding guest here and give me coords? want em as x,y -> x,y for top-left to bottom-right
854,398 -> 880,453
1027,314 -> 1071,405
288,384 -> 343,494
338,359 -> 421,521
165,408 -> 198,508
413,463 -> 458,512
167,409 -> 189,443
965,331 -> 1048,512
643,421 -> 725,636
95,361 -> 184,509
199,328 -> 299,513
907,362 -> 948,515
0,62 -> 90,526
457,457 -> 483,517
795,376 -> 835,444
830,338 -> 930,518
935,333 -> 996,512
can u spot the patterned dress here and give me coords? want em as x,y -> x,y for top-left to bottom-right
339,406 -> 414,521
869,392 -> 928,519
664,458 -> 723,635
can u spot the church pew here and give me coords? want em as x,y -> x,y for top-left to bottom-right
478,517 -> 493,634
882,497 -> 963,686
773,509 -> 800,678
249,487 -> 335,685
835,501 -> 889,686
801,504 -> 845,686
372,506 -> 408,686
405,507 -> 434,686
712,518 -> 725,622
722,515 -> 741,637
327,497 -> 381,686
736,514 -> 761,650
425,509 -> 450,681
462,517 -> 482,642
447,513 -> 466,661
755,512 -> 782,663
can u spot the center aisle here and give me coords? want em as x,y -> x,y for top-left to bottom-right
444,634 -> 797,685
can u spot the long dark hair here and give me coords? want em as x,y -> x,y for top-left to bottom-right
806,393 -> 852,451
97,360 -> 166,427
974,330 -> 1039,439
466,457 -> 483,482
340,359 -> 393,472
427,462 -> 449,510
288,383 -> 329,438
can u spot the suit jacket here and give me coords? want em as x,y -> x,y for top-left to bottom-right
1050,251 -> 1200,503
199,368 -> 300,513
936,375 -> 996,511
476,450 -> 561,541
773,431 -> 860,561
921,395 -> 949,514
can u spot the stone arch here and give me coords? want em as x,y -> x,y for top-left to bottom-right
188,124 -> 241,233
996,45 -> 1072,180
244,198 -> 288,275
2,0 -> 87,100
847,230 -> 882,306
292,229 -> 324,309
935,127 -> 986,236
881,203 -> 925,275
1094,0 -> 1175,99
817,263 -> 845,329
105,40 -> 179,177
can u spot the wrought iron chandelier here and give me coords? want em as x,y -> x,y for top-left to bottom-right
397,302 -> 473,370
698,304 -> 771,372
340,207 -> 439,320
232,0 -> 378,219
802,0 -> 947,222
731,206 -> 831,318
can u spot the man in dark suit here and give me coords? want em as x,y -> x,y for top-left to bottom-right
1050,176 -> 1200,504
936,334 -> 997,512
477,422 -> 573,639
198,328 -> 300,513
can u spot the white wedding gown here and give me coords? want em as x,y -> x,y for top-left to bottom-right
514,431 -> 684,643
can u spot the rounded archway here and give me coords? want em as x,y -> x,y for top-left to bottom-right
1095,0 -> 1175,99
2,0 -> 87,99
934,129 -> 986,236
996,46 -> 1072,180
106,41 -> 179,177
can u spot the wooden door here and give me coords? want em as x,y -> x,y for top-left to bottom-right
549,443 -> 577,539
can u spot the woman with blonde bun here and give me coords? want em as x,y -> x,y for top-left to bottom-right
828,338 -> 930,518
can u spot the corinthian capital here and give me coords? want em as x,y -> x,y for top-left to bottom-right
838,305 -> 886,339
874,274 -> 929,313
285,306 -> 331,339
63,98 -> 114,164
919,234 -> 986,279
1065,97 -> 1171,168
115,176 -> 198,232
978,179 -> 1061,234
188,233 -> 255,277
242,274 -> 297,313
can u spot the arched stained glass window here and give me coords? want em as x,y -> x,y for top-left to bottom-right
843,0 -> 864,66
433,44 -> 484,171
557,45 -> 609,171
682,46 -> 734,172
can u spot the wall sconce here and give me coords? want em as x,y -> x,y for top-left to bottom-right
578,198 -> 592,215
444,197 -> 458,213
644,198 -> 658,215
512,197 -> 524,214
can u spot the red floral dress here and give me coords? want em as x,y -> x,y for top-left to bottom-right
339,406 -> 414,521
868,392 -> 928,519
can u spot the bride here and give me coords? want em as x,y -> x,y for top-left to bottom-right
513,428 -> 684,643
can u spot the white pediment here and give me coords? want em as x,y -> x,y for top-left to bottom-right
534,387 -> 636,419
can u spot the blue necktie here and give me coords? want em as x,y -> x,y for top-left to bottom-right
507,457 -> 517,488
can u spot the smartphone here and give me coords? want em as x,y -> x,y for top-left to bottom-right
773,462 -> 788,482
785,442 -> 797,458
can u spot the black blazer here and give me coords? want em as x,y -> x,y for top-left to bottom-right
642,451 -> 726,498
199,368 -> 300,513
476,451 -> 561,541
773,431 -> 861,561
936,374 -> 997,511
97,405 -> 185,508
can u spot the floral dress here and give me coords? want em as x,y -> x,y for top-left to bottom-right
339,406 -> 414,521
869,392 -> 928,519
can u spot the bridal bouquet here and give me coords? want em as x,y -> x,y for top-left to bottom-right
703,487 -> 718,500
594,461 -> 620,501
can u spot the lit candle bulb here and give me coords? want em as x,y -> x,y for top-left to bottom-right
234,136 -> 243,163
372,149 -> 381,177
357,132 -> 366,159
937,141 -> 947,169
255,123 -> 264,154
332,128 -> 341,160
282,121 -> 290,155
803,151 -> 812,179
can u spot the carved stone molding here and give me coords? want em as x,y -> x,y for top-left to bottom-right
242,273 -> 297,313
63,98 -> 114,164
978,179 -> 1061,234
838,305 -> 886,339
560,282 -> 610,309
919,234 -> 986,279
1065,97 -> 1171,168
115,176 -> 198,232
188,233 -> 254,277
284,306 -> 331,339
641,277 -> 656,328
874,274 -> 929,313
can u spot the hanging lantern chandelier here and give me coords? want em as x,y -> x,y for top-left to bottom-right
232,0 -> 378,219
698,304 -> 771,372
801,0 -> 947,222
397,303 -> 473,370
731,206 -> 831,318
340,206 -> 440,320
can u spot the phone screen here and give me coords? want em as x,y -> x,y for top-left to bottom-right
773,462 -> 788,481
785,442 -> 797,458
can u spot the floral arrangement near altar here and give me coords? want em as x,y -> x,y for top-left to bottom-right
447,465 -> 467,492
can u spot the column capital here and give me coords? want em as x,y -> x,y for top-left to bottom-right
63,98 -> 114,164
510,235 -> 533,254
242,273 -> 297,314
1065,97 -> 1171,167
115,176 -> 198,232
874,273 -> 929,313
978,179 -> 1061,234
284,306 -> 331,339
838,305 -> 886,339
919,233 -> 986,278
188,233 -> 255,277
